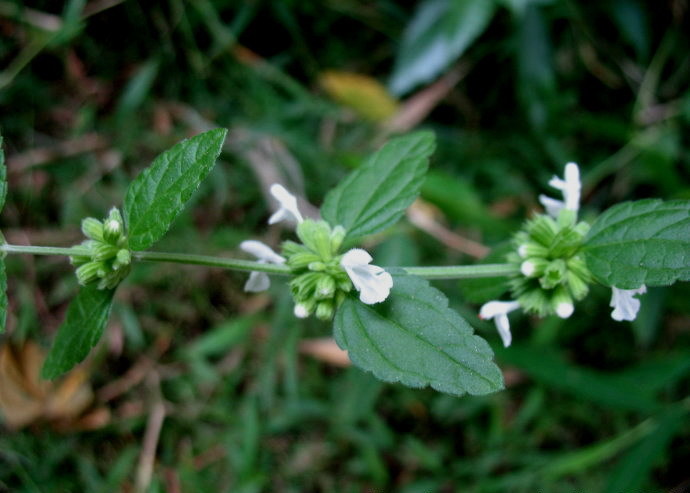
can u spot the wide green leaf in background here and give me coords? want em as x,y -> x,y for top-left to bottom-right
321,131 -> 435,239
582,199 -> 690,289
333,270 -> 504,396
0,135 -> 7,332
41,286 -> 116,379
124,128 -> 227,251
389,0 -> 497,95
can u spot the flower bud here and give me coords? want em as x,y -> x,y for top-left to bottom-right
520,258 -> 548,277
81,218 -> 104,241
315,275 -> 336,299
294,301 -> 314,319
103,218 -> 123,244
551,287 -> 574,319
297,220 -> 334,261
329,225 -> 346,253
93,243 -> 119,261
286,251 -> 321,270
566,270 -> 589,301
113,249 -> 132,269
76,261 -> 103,285
315,301 -> 334,321
526,215 -> 558,246
308,261 -> 326,272
517,241 -> 548,259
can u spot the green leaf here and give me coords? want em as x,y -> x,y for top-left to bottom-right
41,286 -> 116,379
333,271 -> 504,396
124,128 -> 227,251
321,131 -> 435,239
389,0 -> 497,95
582,199 -> 690,288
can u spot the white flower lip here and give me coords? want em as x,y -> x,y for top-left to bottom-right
610,285 -> 647,321
240,240 -> 286,292
479,300 -> 521,347
268,184 -> 304,225
340,248 -> 393,305
539,162 -> 581,218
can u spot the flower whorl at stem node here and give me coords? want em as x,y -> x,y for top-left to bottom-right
241,184 -> 392,320
71,207 -> 131,289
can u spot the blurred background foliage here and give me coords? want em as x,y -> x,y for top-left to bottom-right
1,0 -> 689,491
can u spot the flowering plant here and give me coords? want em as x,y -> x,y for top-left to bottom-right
0,130 -> 688,397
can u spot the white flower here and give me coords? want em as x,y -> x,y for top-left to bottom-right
268,184 -> 304,225
340,248 -> 393,304
539,162 -> 581,218
240,240 -> 286,292
479,300 -> 521,347
610,285 -> 647,321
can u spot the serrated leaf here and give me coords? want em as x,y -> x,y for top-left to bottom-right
389,0 -> 496,95
333,271 -> 503,396
582,199 -> 690,289
41,286 -> 115,380
321,131 -> 435,239
124,128 -> 227,251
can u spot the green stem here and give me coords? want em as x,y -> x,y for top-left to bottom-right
134,251 -> 292,275
0,244 -> 518,279
1,244 -> 91,257
403,264 -> 519,279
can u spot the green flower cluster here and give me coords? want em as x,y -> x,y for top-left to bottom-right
70,207 -> 131,289
281,219 -> 352,320
508,210 -> 592,317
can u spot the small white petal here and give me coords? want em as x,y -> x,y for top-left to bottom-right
556,302 -> 574,319
244,271 -> 270,292
240,239 -> 285,293
539,195 -> 565,218
610,285 -> 647,321
540,162 -> 582,217
479,300 -> 521,347
268,183 -> 303,225
240,240 -> 286,264
294,304 -> 310,318
341,248 -> 393,304
495,314 -> 512,347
